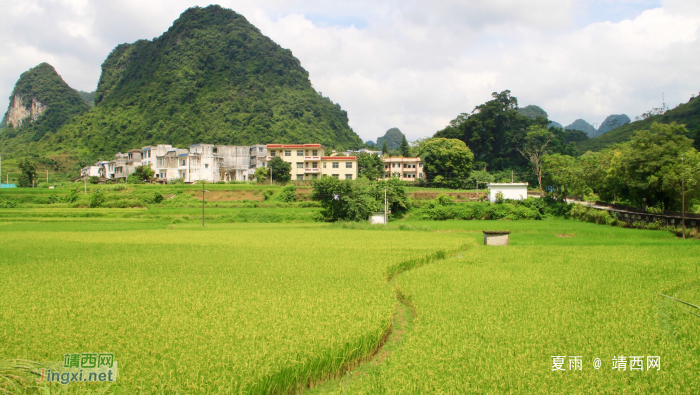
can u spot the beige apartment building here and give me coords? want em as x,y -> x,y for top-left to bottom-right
383,157 -> 423,181
265,144 -> 358,181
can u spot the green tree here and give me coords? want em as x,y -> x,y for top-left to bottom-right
311,177 -> 408,221
400,135 -> 411,157
434,90 -> 530,171
357,153 -> 385,180
127,164 -> 155,183
382,141 -> 389,155
277,185 -> 297,202
420,138 -> 474,188
516,126 -> 554,191
268,156 -> 291,183
542,153 -> 589,198
254,166 -> 268,182
17,159 -> 37,187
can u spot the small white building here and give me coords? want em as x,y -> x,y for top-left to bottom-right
487,183 -> 528,202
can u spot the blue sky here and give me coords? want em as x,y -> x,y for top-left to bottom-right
1,0 -> 698,142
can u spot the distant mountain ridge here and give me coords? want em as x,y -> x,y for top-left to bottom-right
2,5 -> 362,158
0,63 -> 89,151
376,128 -> 405,150
577,96 -> 700,152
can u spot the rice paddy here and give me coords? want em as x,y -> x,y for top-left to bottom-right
0,210 -> 698,393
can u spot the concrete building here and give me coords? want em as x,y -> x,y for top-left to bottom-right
383,157 -> 423,181
249,144 -> 268,177
80,165 -> 102,178
487,183 -> 529,202
217,145 -> 251,182
264,144 -> 358,181
113,150 -> 143,180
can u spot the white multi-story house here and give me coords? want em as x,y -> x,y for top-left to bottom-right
113,149 -> 143,180
264,144 -> 358,181
383,157 -> 423,181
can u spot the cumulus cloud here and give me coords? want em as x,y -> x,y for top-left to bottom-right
0,0 -> 698,142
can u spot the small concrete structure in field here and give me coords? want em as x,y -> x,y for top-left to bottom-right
487,183 -> 528,202
369,212 -> 390,225
483,231 -> 511,246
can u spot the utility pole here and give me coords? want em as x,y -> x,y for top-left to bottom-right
270,165 -> 272,185
384,187 -> 388,225
682,154 -> 686,239
46,169 -> 49,183
511,170 -> 514,183
202,181 -> 205,227
83,173 -> 87,195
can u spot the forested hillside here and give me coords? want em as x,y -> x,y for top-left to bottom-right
577,96 -> 700,152
4,5 -> 362,159
0,63 -> 90,154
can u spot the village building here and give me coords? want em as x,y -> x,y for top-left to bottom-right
487,183 -> 529,202
383,157 -> 423,181
264,144 -> 358,181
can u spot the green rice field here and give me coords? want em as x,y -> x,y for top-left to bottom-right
0,210 -> 698,393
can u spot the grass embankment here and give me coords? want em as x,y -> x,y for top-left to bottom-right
310,220 -> 700,393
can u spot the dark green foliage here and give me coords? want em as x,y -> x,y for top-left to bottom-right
376,128 -> 405,151
435,91 -> 580,174
518,105 -> 548,120
276,185 -> 297,202
597,114 -> 630,136
89,190 -> 105,208
88,176 -> 100,184
78,91 -> 96,108
43,6 -> 361,157
411,196 -> 571,221
564,119 -> 596,137
311,177 -> 408,222
434,91 -> 531,171
545,122 -> 700,211
128,165 -> 155,183
1,63 -> 90,153
577,96 -> 700,152
17,159 -> 37,187
563,129 -> 588,144
268,157 -> 291,182
382,141 -> 388,154
400,135 -> 410,157
420,138 -> 474,188
357,152 -> 384,180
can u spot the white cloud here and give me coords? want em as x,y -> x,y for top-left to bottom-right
1,0 -> 699,142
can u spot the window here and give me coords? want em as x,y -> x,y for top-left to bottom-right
205,164 -> 209,169
270,150 -> 276,156
312,162 -> 318,169
346,162 -> 352,168
259,147 -> 263,152
332,174 -> 339,179
297,174 -> 304,180
345,174 -> 353,180
180,159 -> 186,166
312,150 -> 318,156
297,162 -> 303,168
419,163 -> 423,167
312,174 -> 318,179
392,163 -> 396,168
285,150 -> 291,156
332,162 -> 339,168
297,150 -> 303,156
385,164 -> 389,169
305,150 -> 309,155
323,163 -> 326,168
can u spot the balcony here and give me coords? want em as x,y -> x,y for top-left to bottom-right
304,156 -> 321,160
304,168 -> 321,173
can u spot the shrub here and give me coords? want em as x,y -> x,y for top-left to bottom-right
88,176 -> 100,184
89,190 -> 105,208
277,186 -> 297,202
262,190 -> 275,201
495,191 -> 505,204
